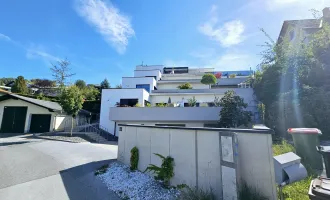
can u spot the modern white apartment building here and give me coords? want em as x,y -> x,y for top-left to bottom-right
100,65 -> 259,136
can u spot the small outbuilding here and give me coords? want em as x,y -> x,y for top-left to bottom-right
0,91 -> 90,133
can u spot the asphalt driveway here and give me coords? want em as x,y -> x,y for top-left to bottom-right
0,138 -> 120,200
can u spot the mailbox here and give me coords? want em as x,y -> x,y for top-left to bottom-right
274,152 -> 308,184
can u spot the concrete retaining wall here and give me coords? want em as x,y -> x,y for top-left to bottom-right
117,124 -> 276,200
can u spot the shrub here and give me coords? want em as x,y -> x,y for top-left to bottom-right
187,96 -> 197,107
177,83 -> 192,89
229,74 -> 236,78
178,187 -> 216,200
145,102 -> 152,107
145,153 -> 174,186
156,102 -> 166,107
130,147 -> 139,170
134,103 -> 142,107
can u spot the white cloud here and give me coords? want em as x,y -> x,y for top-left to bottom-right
0,33 -> 11,41
199,6 -> 245,47
75,0 -> 135,54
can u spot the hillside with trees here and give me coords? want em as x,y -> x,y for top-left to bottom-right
254,22 -> 330,138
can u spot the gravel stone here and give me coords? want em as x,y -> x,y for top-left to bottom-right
98,162 -> 180,200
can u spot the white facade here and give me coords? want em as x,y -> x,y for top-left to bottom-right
122,77 -> 157,92
100,88 -> 149,134
100,65 -> 257,135
134,69 -> 162,80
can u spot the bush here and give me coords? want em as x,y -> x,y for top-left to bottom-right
156,102 -> 166,107
178,187 -> 216,200
145,153 -> 174,186
130,147 -> 139,170
177,83 -> 192,89
229,74 -> 236,78
187,96 -> 197,107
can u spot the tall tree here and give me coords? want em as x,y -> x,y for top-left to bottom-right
11,76 -> 28,94
201,74 -> 217,88
50,59 -> 75,89
75,79 -> 86,90
0,78 -> 15,86
59,85 -> 84,136
81,86 -> 100,100
100,78 -> 110,89
30,79 -> 56,88
254,22 -> 330,137
218,90 -> 252,128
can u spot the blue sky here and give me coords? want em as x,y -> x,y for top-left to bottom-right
0,0 -> 329,85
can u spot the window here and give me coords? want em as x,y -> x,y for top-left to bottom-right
120,99 -> 138,107
136,84 -> 150,92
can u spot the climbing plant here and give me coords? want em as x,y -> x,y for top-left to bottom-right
145,153 -> 174,186
130,147 -> 139,170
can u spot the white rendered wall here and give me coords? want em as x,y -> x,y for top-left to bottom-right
150,89 -> 256,106
100,89 -> 149,134
122,77 -> 156,92
135,65 -> 164,71
134,70 -> 162,80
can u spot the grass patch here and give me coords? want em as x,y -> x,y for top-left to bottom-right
272,140 -> 295,156
272,139 -> 316,200
94,164 -> 109,176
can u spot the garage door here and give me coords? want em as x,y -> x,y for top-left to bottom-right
29,114 -> 51,133
0,106 -> 28,133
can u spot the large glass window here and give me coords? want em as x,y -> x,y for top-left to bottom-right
120,99 -> 138,107
136,84 -> 150,92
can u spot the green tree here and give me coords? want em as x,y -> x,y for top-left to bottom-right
75,79 -> 86,90
81,86 -> 100,100
0,78 -> 15,86
177,83 -> 192,89
100,78 -> 110,89
31,79 -> 56,88
50,59 -> 75,89
11,76 -> 28,94
59,85 -> 84,136
201,74 -> 217,88
218,90 -> 252,128
115,84 -> 122,89
253,22 -> 330,137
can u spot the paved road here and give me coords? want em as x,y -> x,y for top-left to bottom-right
0,139 -> 120,200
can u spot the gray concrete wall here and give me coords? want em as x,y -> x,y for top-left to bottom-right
117,125 -> 276,200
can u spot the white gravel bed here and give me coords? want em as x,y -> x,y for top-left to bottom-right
97,162 -> 180,200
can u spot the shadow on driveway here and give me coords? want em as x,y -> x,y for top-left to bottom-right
59,159 -> 120,200
0,141 -> 30,147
